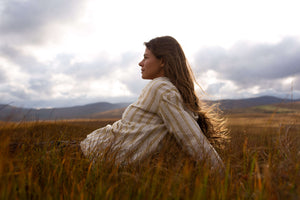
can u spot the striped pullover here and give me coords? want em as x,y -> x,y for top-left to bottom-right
80,77 -> 224,168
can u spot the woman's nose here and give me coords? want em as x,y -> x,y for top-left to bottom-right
139,60 -> 143,66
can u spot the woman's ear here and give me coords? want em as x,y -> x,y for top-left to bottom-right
160,58 -> 165,67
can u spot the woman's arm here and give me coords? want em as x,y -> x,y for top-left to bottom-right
158,90 -> 224,170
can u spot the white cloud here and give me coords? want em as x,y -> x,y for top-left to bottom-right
0,0 -> 86,45
1,0 -> 300,107
193,37 -> 300,99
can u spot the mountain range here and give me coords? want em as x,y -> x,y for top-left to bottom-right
209,95 -> 296,110
0,102 -> 130,121
0,96 -> 298,121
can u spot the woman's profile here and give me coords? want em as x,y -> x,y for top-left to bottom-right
80,36 -> 228,170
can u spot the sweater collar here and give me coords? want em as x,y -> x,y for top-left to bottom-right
153,76 -> 169,81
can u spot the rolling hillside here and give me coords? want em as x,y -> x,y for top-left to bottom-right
0,96 -> 298,121
230,101 -> 300,114
209,96 -> 295,110
93,97 -> 300,118
0,102 -> 130,121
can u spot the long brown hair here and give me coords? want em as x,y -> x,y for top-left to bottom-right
144,36 -> 228,145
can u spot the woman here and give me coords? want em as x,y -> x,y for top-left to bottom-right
80,36 -> 227,170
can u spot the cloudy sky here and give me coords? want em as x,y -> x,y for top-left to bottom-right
1,0 -> 300,108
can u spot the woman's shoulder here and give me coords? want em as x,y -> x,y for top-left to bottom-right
146,77 -> 176,92
141,77 -> 180,102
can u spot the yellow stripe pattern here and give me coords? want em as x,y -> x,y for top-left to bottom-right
80,77 -> 224,168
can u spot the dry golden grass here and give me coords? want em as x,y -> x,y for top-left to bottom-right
0,112 -> 299,199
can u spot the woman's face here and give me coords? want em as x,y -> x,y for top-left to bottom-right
139,48 -> 164,79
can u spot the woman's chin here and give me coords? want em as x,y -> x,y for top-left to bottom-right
141,74 -> 148,79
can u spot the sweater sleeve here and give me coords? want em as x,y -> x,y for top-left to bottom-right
157,88 -> 224,169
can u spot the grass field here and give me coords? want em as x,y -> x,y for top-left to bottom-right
0,112 -> 299,199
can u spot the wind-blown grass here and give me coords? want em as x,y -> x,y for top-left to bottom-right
0,114 -> 299,199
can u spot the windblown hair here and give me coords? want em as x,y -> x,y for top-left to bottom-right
144,36 -> 229,146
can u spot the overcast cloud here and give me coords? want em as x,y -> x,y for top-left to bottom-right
1,0 -> 300,108
0,0 -> 85,45
193,37 -> 300,99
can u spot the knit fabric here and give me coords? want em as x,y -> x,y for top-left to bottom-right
80,77 -> 223,168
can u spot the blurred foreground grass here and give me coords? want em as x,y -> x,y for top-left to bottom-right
0,113 -> 299,199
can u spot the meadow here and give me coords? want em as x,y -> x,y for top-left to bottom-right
0,110 -> 299,199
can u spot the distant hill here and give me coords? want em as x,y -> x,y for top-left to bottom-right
0,96 -> 298,121
93,96 -> 300,118
229,101 -> 300,114
0,102 -> 130,121
209,96 -> 295,110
